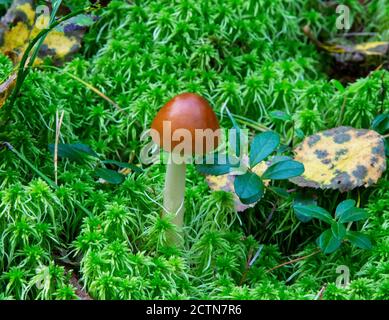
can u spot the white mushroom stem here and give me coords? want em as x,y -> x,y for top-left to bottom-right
163,156 -> 186,234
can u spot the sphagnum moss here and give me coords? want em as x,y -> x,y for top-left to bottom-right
0,0 -> 388,300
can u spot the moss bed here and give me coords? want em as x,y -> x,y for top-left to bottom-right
0,0 -> 388,300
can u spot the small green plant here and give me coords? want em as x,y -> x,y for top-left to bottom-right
48,142 -> 143,184
0,0 -> 388,301
294,199 -> 372,254
197,109 -> 304,205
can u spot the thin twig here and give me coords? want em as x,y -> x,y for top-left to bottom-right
314,284 -> 327,300
383,133 -> 389,139
266,249 -> 321,273
39,65 -> 122,112
262,202 -> 277,229
54,110 -> 65,185
239,244 -> 264,285
341,32 -> 377,37
239,248 -> 254,286
68,271 -> 93,300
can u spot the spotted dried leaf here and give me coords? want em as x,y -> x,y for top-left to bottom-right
320,41 -> 389,58
303,26 -> 389,63
290,127 -> 386,191
0,0 -> 89,66
0,0 -> 94,108
205,155 -> 270,212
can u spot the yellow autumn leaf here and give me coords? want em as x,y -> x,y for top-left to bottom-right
290,127 -> 387,191
0,0 -> 86,66
0,0 -> 91,109
303,25 -> 389,59
354,42 -> 389,56
319,42 -> 389,56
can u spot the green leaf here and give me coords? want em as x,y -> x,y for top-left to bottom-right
293,194 -> 317,222
48,143 -> 98,162
338,207 -> 368,223
269,110 -> 292,122
56,14 -> 96,32
0,0 -> 12,6
316,229 -> 342,254
293,206 -> 313,223
295,128 -> 305,139
70,14 -> 95,27
239,192 -> 263,205
335,199 -> 356,219
71,143 -> 98,157
331,222 -> 346,240
269,155 -> 291,163
196,153 -> 237,176
262,160 -> 304,180
95,168 -> 125,184
371,114 -> 389,134
269,187 -> 290,199
249,131 -> 280,167
293,193 -> 317,207
293,204 -> 333,224
331,79 -> 345,93
103,160 -> 143,173
234,172 -> 264,205
346,231 -> 372,250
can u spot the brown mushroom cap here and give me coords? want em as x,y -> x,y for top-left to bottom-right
151,93 -> 220,155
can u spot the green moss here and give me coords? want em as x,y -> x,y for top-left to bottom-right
0,53 -> 13,83
0,0 -> 388,300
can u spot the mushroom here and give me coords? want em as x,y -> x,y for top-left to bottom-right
151,93 -> 220,243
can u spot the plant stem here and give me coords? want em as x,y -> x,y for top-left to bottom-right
266,249 -> 321,273
54,110 -> 65,185
163,156 -> 186,243
2,142 -> 57,189
314,285 -> 327,300
41,65 -> 122,111
29,0 -> 63,69
215,110 -> 269,132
